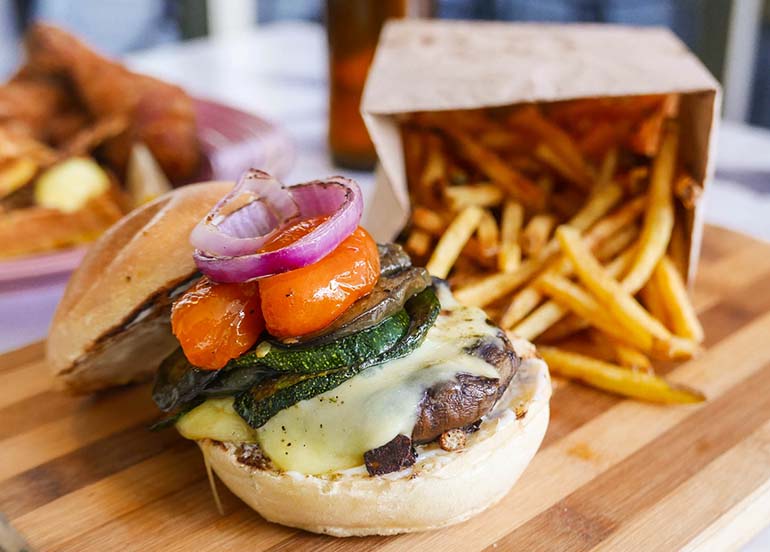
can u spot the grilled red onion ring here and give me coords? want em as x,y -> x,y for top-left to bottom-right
191,170 -> 363,282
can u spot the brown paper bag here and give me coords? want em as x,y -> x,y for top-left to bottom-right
362,19 -> 720,282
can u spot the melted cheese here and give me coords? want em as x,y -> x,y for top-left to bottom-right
177,286 -> 509,475
256,286 -> 501,474
176,397 -> 257,442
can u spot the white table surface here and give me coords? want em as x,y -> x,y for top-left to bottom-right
1,21 -> 768,549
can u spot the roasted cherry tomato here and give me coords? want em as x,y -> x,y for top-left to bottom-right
261,216 -> 327,252
259,226 -> 380,339
171,276 -> 264,370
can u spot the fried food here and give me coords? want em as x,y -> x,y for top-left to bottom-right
652,256 -> 705,343
0,126 -> 57,166
556,225 -> 698,359
399,95 -> 706,403
538,346 -> 704,404
0,189 -> 124,258
24,23 -> 200,182
0,70 -> 77,141
426,206 -> 483,279
0,158 -> 37,198
621,122 -> 678,293
0,24 -> 205,259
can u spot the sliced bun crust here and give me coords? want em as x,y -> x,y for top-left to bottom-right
199,346 -> 550,537
47,181 -> 231,393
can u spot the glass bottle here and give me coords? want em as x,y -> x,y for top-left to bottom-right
325,0 -> 410,170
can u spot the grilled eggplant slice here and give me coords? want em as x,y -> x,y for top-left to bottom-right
292,266 -> 430,345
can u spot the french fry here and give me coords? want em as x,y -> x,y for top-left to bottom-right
448,271 -> 481,290
498,241 -> 522,273
420,134 -> 446,187
401,100 -> 705,404
507,105 -> 592,184
534,271 -> 648,349
521,214 -> 557,256
568,182 -> 623,233
628,94 -> 680,157
498,200 -> 524,273
443,127 -> 545,208
503,215 -> 636,330
594,224 -> 639,262
411,206 -> 445,236
508,154 -> 545,173
478,129 -> 529,151
640,278 -> 670,329
462,237 -> 497,269
538,347 -> 704,404
457,181 -> 626,307
547,95 -> 667,124
612,343 -> 653,373
476,209 -> 499,256
501,286 -> 544,330
445,184 -> 503,209
520,248 -> 637,342
404,229 -> 432,259
412,110 -> 492,133
597,147 -> 618,187
549,188 -> 585,219
556,225 -> 697,359
454,259 -> 542,307
538,313 -> 588,342
537,174 -> 554,197
619,166 -> 649,195
444,110 -> 496,133
416,133 -> 447,209
668,215 -> 689,278
402,127 -> 424,189
662,336 -> 700,360
653,255 -> 705,342
565,181 -> 627,234
589,330 -> 654,373
535,143 -> 592,191
513,301 -> 567,341
578,119 -> 633,158
662,93 -> 681,118
585,329 -> 623,358
628,106 -> 665,157
622,122 -> 678,293
426,206 -> 483,279
673,172 -> 703,209
500,200 -> 525,242
449,256 -> 485,287
583,195 -> 646,247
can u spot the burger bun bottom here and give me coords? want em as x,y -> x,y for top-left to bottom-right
198,352 -> 550,537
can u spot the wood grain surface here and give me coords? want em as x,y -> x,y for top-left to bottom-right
2,225 -> 770,551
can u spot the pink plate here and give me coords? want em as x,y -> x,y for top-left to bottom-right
194,97 -> 295,181
0,98 -> 295,290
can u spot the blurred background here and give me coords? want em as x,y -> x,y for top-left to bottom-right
1,0 -> 768,128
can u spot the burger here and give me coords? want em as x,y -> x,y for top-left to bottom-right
47,170 -> 551,536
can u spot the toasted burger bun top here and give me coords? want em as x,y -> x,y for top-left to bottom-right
47,181 -> 231,393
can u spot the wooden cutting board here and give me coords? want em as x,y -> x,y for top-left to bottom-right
2,225 -> 770,552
